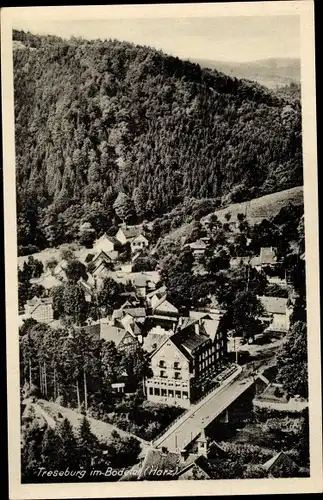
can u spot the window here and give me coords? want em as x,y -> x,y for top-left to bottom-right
159,360 -> 166,368
149,387 -> 153,395
154,388 -> 160,396
175,391 -> 181,399
183,391 -> 189,399
161,389 -> 167,397
174,372 -> 182,380
160,370 -> 167,378
174,361 -> 181,369
168,390 -> 174,398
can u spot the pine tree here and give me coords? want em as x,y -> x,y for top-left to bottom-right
77,416 -> 99,470
41,427 -> 62,469
56,418 -> 80,469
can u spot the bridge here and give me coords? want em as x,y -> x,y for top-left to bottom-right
152,364 -> 270,453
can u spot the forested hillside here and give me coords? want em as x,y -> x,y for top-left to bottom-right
13,30 -> 303,254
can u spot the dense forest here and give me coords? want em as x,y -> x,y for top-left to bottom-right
13,30 -> 302,254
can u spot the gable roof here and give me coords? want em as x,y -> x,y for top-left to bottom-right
152,295 -> 179,315
96,233 -> 120,245
201,318 -> 221,341
142,332 -> 171,353
118,225 -> 144,240
262,451 -> 299,473
132,233 -> 149,243
146,285 -> 167,299
185,239 -> 208,250
251,247 -> 278,266
170,329 -> 209,358
100,324 -> 132,347
258,296 -> 288,315
92,250 -> 113,264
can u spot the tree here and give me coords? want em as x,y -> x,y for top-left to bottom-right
79,230 -> 96,248
21,420 -> 44,482
101,340 -> 123,385
65,260 -> 88,283
56,418 -> 80,469
229,290 -> 265,340
51,285 -> 65,320
108,430 -> 141,467
77,417 -> 100,470
113,192 -> 135,223
63,283 -> 88,325
121,345 -> 153,391
60,246 -> 75,262
97,277 -> 124,314
41,426 -> 62,469
276,321 -> 308,398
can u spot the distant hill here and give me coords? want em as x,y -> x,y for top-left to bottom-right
191,58 -> 301,89
13,30 -> 302,253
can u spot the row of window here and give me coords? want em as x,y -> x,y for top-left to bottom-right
147,379 -> 188,388
158,360 -> 182,369
149,387 -> 189,399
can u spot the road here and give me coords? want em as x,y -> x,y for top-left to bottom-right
153,357 -> 276,453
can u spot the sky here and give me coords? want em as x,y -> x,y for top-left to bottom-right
13,15 -> 300,63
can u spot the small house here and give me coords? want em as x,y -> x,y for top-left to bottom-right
92,234 -> 120,257
24,296 -> 54,324
258,296 -> 292,332
130,233 -> 149,254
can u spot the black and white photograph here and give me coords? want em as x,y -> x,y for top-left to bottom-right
2,2 -> 322,499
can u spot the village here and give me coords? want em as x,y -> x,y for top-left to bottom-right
18,203 -> 309,481
19,215 -> 298,406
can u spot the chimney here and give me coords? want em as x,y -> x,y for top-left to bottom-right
194,322 -> 200,336
197,429 -> 208,458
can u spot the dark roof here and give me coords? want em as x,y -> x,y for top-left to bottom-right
171,329 -> 209,358
262,451 -> 299,473
119,226 -> 143,239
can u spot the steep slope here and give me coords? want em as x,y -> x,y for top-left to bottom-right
13,30 -> 302,252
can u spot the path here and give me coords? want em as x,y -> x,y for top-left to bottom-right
37,399 -> 151,451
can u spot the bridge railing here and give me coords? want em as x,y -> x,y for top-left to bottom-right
152,364 -> 241,446
151,404 -> 195,445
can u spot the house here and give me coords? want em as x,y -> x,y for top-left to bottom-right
130,233 -> 150,254
92,234 -> 121,258
100,323 -> 139,352
119,433 -> 214,481
145,320 -> 224,408
262,451 -> 300,478
250,247 -> 278,269
115,225 -> 147,246
184,239 -> 207,259
151,294 -> 179,317
258,296 -> 292,332
24,297 -> 54,324
78,278 -> 94,302
146,285 -> 167,307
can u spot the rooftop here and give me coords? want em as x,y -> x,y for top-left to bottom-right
258,296 -> 289,315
